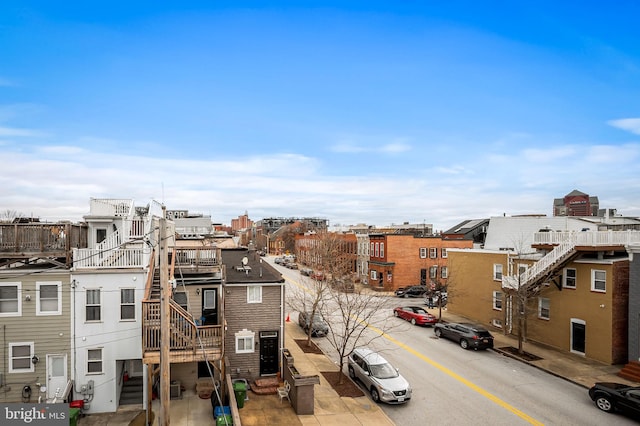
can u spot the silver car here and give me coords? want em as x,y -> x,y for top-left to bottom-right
347,347 -> 411,404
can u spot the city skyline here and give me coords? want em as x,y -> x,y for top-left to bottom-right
1,2 -> 639,231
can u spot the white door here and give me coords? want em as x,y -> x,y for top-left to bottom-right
46,354 -> 67,400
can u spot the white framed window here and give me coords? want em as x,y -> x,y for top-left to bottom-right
36,281 -> 61,315
538,298 -> 550,320
375,242 -> 379,257
429,247 -> 437,258
419,248 -> 427,259
370,270 -> 378,280
441,266 -> 448,279
9,342 -> 34,373
591,270 -> 606,293
441,248 -> 448,258
493,291 -> 502,310
247,286 -> 262,303
563,268 -> 577,289
429,266 -> 438,279
87,348 -> 103,374
380,242 -> 384,258
120,288 -> 135,320
86,289 -> 101,321
204,289 -> 216,309
492,319 -> 503,328
370,242 -> 374,257
493,264 -> 503,281
0,282 -> 21,317
235,329 -> 255,354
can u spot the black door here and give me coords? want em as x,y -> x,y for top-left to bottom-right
572,321 -> 586,353
201,289 -> 218,325
260,332 -> 279,375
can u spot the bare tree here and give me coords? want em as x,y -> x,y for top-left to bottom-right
321,288 -> 393,384
286,273 -> 332,347
0,209 -> 22,223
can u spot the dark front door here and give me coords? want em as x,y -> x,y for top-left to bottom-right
572,321 -> 586,353
202,289 -> 218,325
260,331 -> 279,375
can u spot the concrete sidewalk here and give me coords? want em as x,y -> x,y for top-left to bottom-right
79,304 -> 638,425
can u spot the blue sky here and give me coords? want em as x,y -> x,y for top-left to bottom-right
1,2 -> 639,231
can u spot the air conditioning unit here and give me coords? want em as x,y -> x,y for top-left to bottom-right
170,381 -> 182,400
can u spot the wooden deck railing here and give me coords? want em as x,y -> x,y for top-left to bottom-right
142,299 -> 223,358
0,223 -> 87,253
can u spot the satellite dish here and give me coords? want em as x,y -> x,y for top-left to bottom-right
242,256 -> 248,266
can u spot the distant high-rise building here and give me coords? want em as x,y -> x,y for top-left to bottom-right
553,189 -> 599,216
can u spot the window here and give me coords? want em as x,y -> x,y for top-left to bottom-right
87,348 -> 103,374
96,228 -> 107,244
518,264 -> 528,275
492,319 -> 503,328
493,264 -> 503,280
380,243 -> 384,258
204,289 -> 216,309
591,270 -> 606,292
0,282 -> 21,316
174,291 -> 188,310
538,298 -> 550,320
375,242 -> 379,257
37,282 -> 61,315
9,342 -> 34,373
563,268 -> 576,289
441,248 -> 448,258
429,266 -> 437,279
86,289 -> 101,321
120,289 -> 135,320
235,329 -> 255,354
441,266 -> 448,279
429,248 -> 437,258
247,286 -> 262,303
370,270 -> 378,281
419,248 -> 427,259
493,291 -> 502,310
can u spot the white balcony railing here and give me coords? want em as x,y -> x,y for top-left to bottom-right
89,198 -> 134,217
73,248 -> 147,269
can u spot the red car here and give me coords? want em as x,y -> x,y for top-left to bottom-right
393,306 -> 438,326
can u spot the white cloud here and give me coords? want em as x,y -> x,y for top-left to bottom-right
608,118 -> 640,135
0,126 -> 45,137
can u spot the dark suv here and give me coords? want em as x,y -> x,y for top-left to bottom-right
433,322 -> 494,350
394,285 -> 427,298
298,312 -> 329,337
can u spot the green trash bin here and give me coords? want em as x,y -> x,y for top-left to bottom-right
233,381 -> 246,409
69,408 -> 80,426
216,414 -> 233,425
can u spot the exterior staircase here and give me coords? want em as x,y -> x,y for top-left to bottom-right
618,361 -> 640,383
119,376 -> 143,406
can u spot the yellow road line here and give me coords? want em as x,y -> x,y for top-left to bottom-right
286,273 -> 543,425
368,322 -> 544,426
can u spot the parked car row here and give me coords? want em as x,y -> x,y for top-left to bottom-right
394,285 -> 427,298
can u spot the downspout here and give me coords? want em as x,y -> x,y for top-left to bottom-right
71,279 -> 77,397
280,281 -> 285,377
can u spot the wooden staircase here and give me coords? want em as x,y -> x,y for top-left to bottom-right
618,361 -> 640,383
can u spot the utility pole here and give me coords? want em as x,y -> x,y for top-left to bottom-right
159,206 -> 170,425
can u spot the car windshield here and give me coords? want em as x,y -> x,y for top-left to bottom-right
413,308 -> 427,314
370,362 -> 399,379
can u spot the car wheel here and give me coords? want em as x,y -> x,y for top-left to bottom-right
394,311 -> 399,317
404,294 -> 409,298
460,339 -> 469,349
595,396 -> 614,412
370,387 -> 380,403
411,318 -> 417,325
434,328 -> 442,337
348,366 -> 356,380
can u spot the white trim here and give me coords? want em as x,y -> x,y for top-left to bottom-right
493,264 -> 503,281
0,282 -> 21,317
87,347 -> 103,374
120,288 -> 136,321
492,291 -> 502,311
538,297 -> 550,320
563,268 -> 577,289
36,281 -> 62,316
9,342 -> 34,373
591,269 -> 606,293
235,329 -> 255,354
247,285 -> 262,304
570,318 -> 586,356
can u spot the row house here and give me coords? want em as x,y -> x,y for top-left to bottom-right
447,215 -> 640,367
294,232 -> 358,278
0,221 -> 87,404
1,198 -> 286,420
367,234 -> 474,291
